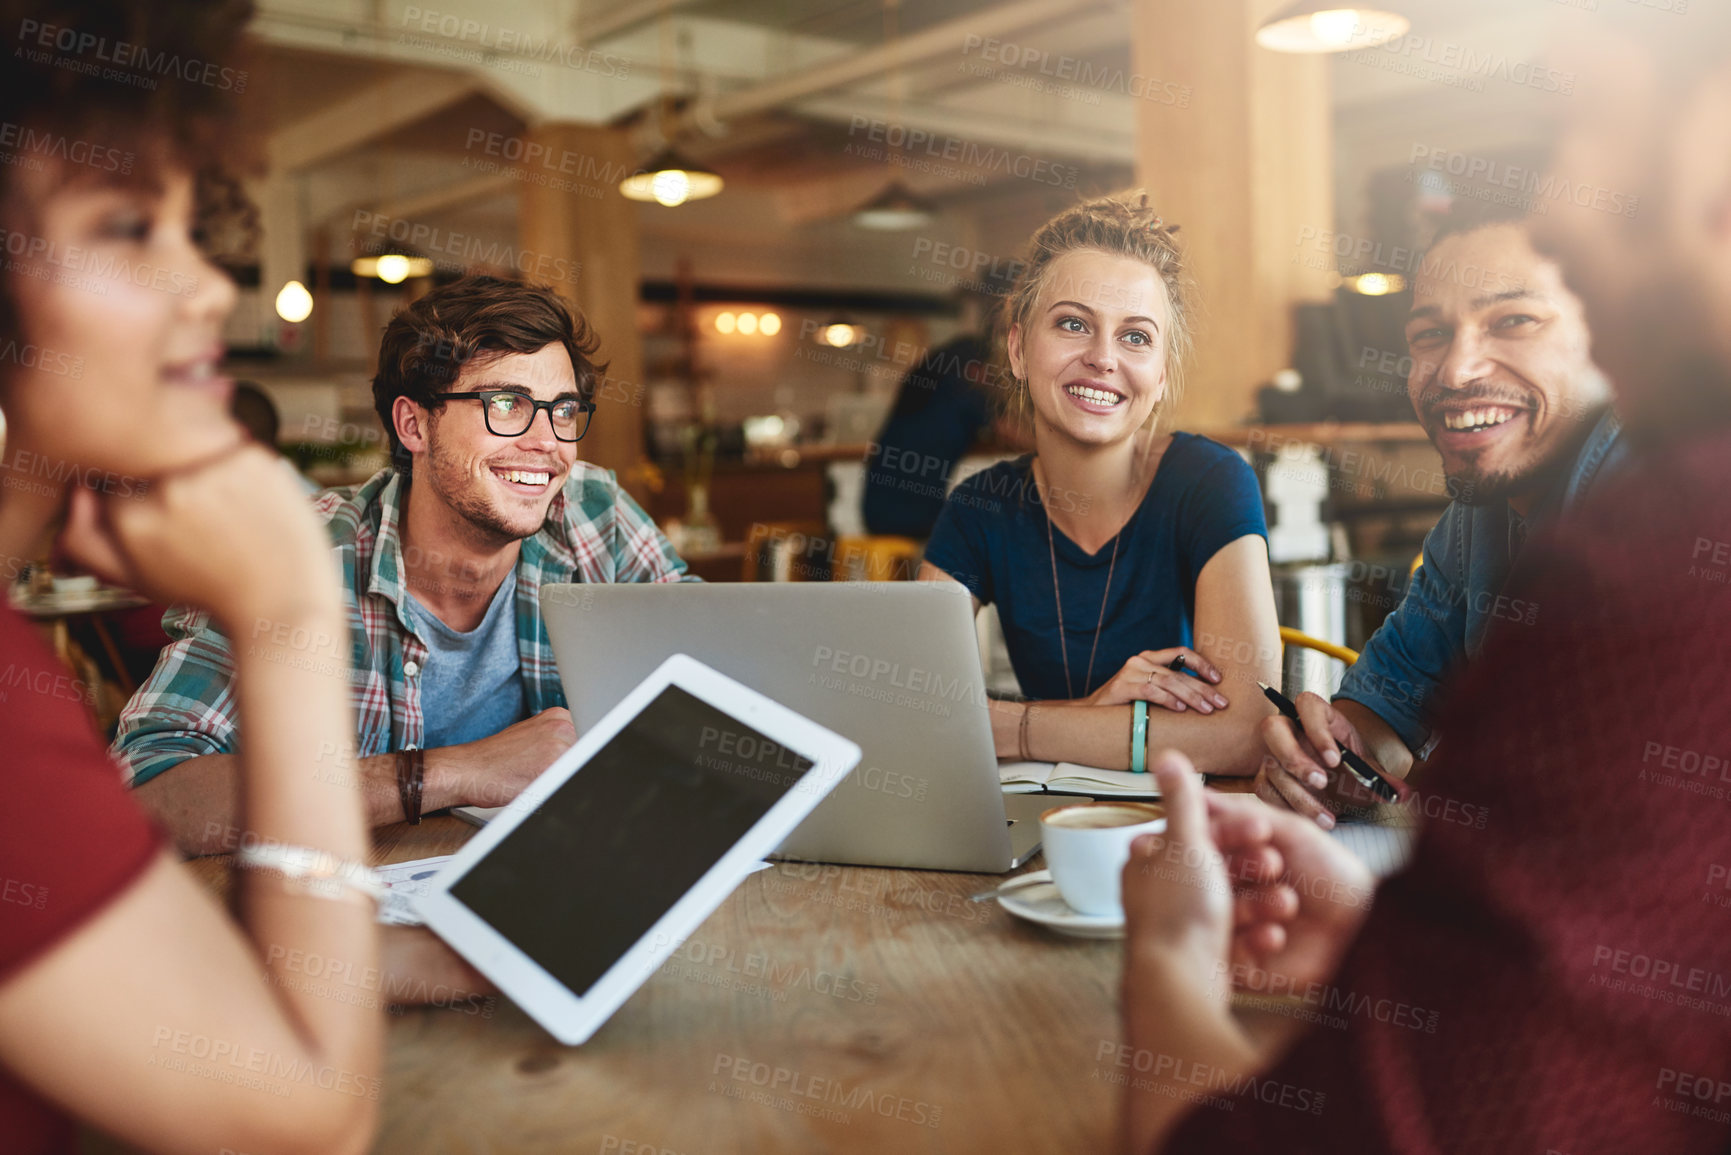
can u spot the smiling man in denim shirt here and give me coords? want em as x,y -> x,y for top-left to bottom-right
1256,212 -> 1625,825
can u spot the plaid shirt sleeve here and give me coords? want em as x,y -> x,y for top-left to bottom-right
604,478 -> 700,584
109,604 -> 241,786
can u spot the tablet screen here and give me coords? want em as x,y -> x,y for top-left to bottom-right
448,684 -> 814,997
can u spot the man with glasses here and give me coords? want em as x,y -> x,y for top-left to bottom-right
113,275 -> 693,854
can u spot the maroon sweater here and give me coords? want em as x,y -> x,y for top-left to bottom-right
1168,429 -> 1731,1153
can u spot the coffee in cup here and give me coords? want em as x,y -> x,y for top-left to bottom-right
1039,802 -> 1166,918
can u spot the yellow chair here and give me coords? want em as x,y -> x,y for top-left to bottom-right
830,535 -> 923,582
741,520 -> 830,582
1278,626 -> 1359,667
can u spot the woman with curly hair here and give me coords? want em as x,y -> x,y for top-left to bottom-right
0,4 -> 382,1152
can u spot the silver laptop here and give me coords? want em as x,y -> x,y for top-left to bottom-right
538,582 -> 1048,873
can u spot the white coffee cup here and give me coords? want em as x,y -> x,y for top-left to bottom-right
1039,802 -> 1167,918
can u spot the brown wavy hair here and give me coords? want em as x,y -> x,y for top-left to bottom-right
0,0 -> 256,360
371,275 -> 606,468
1000,190 -> 1194,433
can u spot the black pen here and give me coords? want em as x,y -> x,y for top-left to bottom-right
1257,682 -> 1403,803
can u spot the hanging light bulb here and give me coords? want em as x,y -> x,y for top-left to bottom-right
651,170 -> 691,207
851,181 -> 937,231
274,280 -> 313,323
620,148 -> 723,206
1344,272 -> 1405,296
350,247 -> 434,282
820,321 -> 861,348
1254,4 -> 1408,53
374,254 -> 411,284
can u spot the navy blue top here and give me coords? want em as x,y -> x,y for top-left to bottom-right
861,335 -> 996,538
923,433 -> 1267,701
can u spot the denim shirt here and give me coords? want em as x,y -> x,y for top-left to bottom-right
1336,408 -> 1626,754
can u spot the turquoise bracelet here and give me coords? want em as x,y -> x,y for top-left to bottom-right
1131,700 -> 1149,773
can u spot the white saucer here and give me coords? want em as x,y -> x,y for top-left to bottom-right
994,870 -> 1125,939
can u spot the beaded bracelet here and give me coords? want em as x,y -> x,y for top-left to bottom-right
237,843 -> 386,905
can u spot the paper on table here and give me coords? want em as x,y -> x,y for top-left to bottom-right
998,760 -> 1161,798
1327,821 -> 1417,879
375,855 -> 453,927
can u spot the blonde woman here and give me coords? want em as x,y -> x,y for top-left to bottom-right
920,193 -> 1279,775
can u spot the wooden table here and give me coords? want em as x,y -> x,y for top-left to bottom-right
10,584 -> 148,691
187,816 -> 1127,1154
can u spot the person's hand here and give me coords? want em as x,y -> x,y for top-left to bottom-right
429,707 -> 577,809
59,446 -> 338,631
378,926 -> 495,1008
1254,692 -> 1388,829
1086,648 -> 1229,713
1120,751 -> 1234,993
1118,754 -> 1281,1155
1207,789 -> 1375,995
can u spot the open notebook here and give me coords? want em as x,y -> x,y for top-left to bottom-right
999,760 -> 1161,798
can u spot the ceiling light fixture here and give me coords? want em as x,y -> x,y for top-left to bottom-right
714,310 -> 782,336
619,147 -> 724,207
274,280 -> 313,323
851,180 -> 937,231
851,0 -> 936,232
1344,272 -> 1405,296
819,320 -> 862,348
350,245 -> 434,284
1254,3 -> 1408,53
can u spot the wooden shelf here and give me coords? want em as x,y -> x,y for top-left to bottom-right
1205,422 -> 1430,448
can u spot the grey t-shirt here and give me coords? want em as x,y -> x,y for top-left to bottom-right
404,569 -> 528,748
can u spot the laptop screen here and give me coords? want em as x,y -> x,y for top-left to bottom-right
449,684 -> 813,996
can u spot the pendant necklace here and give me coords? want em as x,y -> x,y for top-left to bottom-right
1039,457 -> 1136,699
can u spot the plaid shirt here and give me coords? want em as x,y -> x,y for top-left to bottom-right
112,464 -> 693,786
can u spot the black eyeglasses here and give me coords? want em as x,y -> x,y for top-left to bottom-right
434,391 -> 595,442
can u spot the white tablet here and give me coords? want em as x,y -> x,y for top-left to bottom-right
415,653 -> 862,1045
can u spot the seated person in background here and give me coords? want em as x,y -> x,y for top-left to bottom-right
862,283 -> 1032,540
861,332 -> 998,539
231,379 -> 321,493
920,192 -> 1281,776
1117,6 -> 1731,1149
114,275 -> 695,855
1256,207 -> 1625,825
231,380 -> 281,448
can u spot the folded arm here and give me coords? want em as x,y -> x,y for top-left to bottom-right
137,705 -> 576,857
937,536 -> 1281,776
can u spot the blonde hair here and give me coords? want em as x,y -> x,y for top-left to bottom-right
1000,190 -> 1193,433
